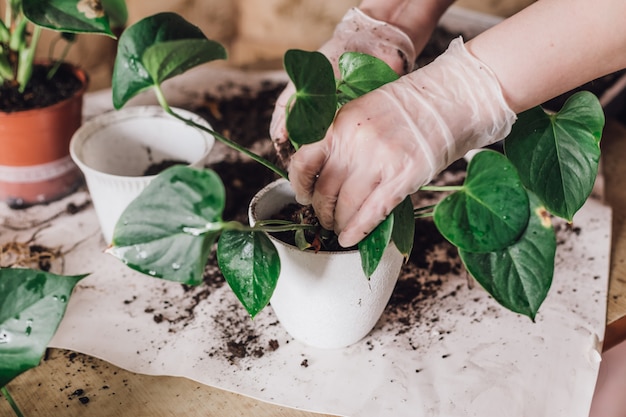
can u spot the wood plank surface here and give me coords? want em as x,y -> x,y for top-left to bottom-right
602,119 -> 626,351
0,348 -> 336,417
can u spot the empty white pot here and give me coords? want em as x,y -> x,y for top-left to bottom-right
70,106 -> 214,244
249,179 -> 404,349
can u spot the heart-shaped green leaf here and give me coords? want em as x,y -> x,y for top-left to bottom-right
217,231 -> 280,318
337,52 -> 399,105
112,12 -> 227,109
108,166 -> 226,286
434,150 -> 530,252
0,268 -> 87,387
504,91 -> 604,221
284,49 -> 337,145
142,38 -> 227,86
359,213 -> 394,278
459,192 -> 556,320
391,196 -> 415,260
22,0 -> 115,36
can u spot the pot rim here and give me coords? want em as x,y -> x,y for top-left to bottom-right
70,105 -> 214,182
0,62 -> 88,117
249,178 -> 394,256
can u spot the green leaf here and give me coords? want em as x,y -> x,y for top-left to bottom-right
143,39 -> 228,86
284,49 -> 337,145
294,229 -> 312,250
217,231 -> 280,318
504,91 -> 604,221
0,269 -> 87,387
337,52 -> 399,105
112,12 -> 227,109
391,196 -> 415,260
459,192 -> 556,320
22,0 -> 115,36
108,166 -> 225,286
101,0 -> 128,29
359,213 -> 394,278
434,150 -> 530,252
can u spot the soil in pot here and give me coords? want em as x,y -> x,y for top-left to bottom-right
0,63 -> 84,112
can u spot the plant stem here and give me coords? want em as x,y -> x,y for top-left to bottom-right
1,386 -> 25,417
47,36 -> 75,80
414,212 -> 434,219
153,86 -> 289,180
222,220 -> 317,233
419,185 -> 464,192
180,220 -> 317,237
414,204 -> 436,213
413,204 -> 435,218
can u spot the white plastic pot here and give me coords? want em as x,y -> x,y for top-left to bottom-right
70,106 -> 214,244
249,179 -> 404,349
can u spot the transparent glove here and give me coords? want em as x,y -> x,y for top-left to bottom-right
270,7 -> 417,160
289,38 -> 517,248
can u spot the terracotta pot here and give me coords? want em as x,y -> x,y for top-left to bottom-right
249,179 -> 404,349
70,106 -> 215,244
0,63 -> 88,208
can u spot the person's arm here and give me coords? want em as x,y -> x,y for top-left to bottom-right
288,0 -> 626,248
467,0 -> 626,113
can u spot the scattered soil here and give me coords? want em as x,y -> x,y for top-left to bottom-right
122,26 -> 615,363
0,63 -> 83,112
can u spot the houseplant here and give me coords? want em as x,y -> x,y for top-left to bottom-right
0,0 -> 127,207
104,12 -> 604,345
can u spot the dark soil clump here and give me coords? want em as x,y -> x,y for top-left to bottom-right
0,63 -> 83,112
142,159 -> 187,176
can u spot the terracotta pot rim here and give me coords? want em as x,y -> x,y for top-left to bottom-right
0,61 -> 89,117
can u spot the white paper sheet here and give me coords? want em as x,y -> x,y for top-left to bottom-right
1,10 -> 613,412
0,180 -> 610,417
2,74 -> 612,414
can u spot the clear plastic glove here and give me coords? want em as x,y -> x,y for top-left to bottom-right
289,38 -> 517,248
270,7 -> 417,160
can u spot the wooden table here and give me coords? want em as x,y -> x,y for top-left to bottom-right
2,119 -> 626,417
601,119 -> 626,351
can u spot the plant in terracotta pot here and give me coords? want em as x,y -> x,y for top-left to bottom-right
105,13 -> 604,348
0,0 -> 127,208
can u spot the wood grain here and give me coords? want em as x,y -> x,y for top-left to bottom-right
0,348 -> 336,417
602,119 -> 626,350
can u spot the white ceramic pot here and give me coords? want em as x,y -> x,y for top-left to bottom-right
70,106 -> 214,244
249,179 -> 404,349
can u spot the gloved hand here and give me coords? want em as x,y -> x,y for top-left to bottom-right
269,7 -> 417,160
289,38 -> 517,248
